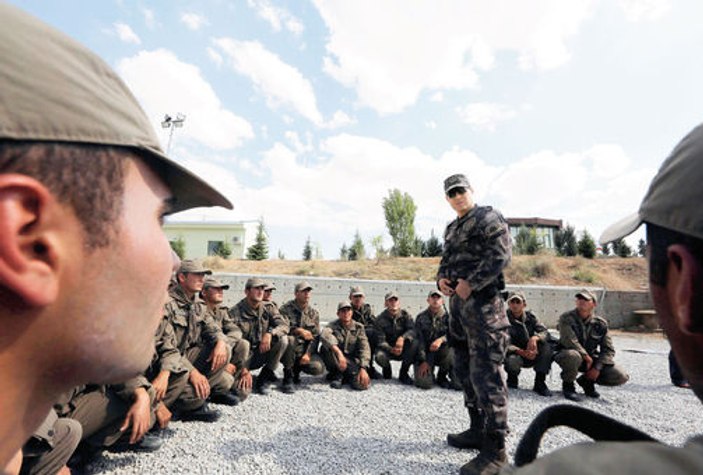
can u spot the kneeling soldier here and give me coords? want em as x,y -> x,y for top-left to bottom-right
374,291 -> 418,385
320,301 -> 371,390
504,291 -> 553,397
414,290 -> 457,389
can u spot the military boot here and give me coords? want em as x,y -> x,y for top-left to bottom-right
562,381 -> 583,402
506,372 -> 519,389
447,407 -> 485,450
533,372 -> 552,397
382,364 -> 392,379
459,432 -> 507,475
399,362 -> 413,385
436,369 -> 450,389
255,368 -> 274,395
577,375 -> 600,398
281,369 -> 295,394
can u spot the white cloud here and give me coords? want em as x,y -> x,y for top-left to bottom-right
247,0 -> 304,35
142,8 -> 156,29
117,49 -> 254,150
324,110 -> 356,129
181,12 -> 208,31
425,120 -> 437,129
618,0 -> 671,22
314,0 -> 595,114
213,38 -> 324,125
113,22 -> 141,44
430,92 -> 444,103
206,47 -> 223,68
457,102 -> 518,131
284,131 -> 313,154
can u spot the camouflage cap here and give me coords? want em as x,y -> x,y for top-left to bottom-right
178,259 -> 212,275
294,281 -> 313,292
203,277 -> 230,290
444,174 -> 471,194
0,4 -> 232,214
427,289 -> 443,298
349,285 -> 365,297
601,123 -> 703,244
384,291 -> 399,301
575,289 -> 597,304
264,281 -> 276,291
245,277 -> 267,289
337,300 -> 353,311
507,291 -> 526,303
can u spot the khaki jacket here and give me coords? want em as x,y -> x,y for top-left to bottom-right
228,297 -> 289,347
558,309 -> 615,369
321,320 -> 371,368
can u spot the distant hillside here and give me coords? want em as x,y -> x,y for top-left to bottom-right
203,255 -> 648,291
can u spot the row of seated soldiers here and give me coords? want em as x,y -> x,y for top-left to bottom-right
19,261 -> 629,474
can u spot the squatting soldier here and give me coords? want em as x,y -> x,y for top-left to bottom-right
374,292 -> 418,385
555,289 -> 629,401
202,277 -> 252,403
166,261 -> 235,406
349,286 -> 381,379
20,410 -> 81,475
263,281 -> 279,313
414,290 -> 457,390
228,278 -> 290,395
320,301 -> 371,390
504,291 -> 553,397
437,173 -> 511,475
280,282 -> 325,392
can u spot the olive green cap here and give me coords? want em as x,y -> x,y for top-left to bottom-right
264,281 -> 276,291
245,277 -> 266,289
203,277 -> 229,290
384,291 -> 399,301
337,300 -> 352,311
178,259 -> 212,275
294,281 -> 313,292
0,4 -> 232,214
349,285 -> 365,297
601,123 -> 703,244
507,291 -> 526,303
427,289 -> 443,298
575,289 -> 597,304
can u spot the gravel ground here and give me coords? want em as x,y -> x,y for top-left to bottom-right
86,334 -> 701,474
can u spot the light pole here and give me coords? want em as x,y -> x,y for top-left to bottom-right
161,113 -> 186,155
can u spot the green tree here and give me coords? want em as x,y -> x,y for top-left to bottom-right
612,238 -> 633,258
422,230 -> 443,257
246,219 -> 269,260
213,240 -> 232,259
514,226 -> 543,255
302,236 -> 313,261
370,235 -> 387,261
637,238 -> 646,257
348,230 -> 366,261
577,230 -> 596,259
555,224 -> 578,256
277,249 -> 286,260
170,235 -> 186,260
382,189 -> 417,257
339,243 -> 349,261
412,236 -> 424,257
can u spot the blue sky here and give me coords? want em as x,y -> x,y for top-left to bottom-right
12,0 -> 703,259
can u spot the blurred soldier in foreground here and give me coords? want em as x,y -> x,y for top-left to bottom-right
504,292 -> 553,397
280,282 -> 325,391
374,292 -> 418,385
20,411 -> 81,475
414,290 -> 457,390
554,289 -> 628,401
437,174 -> 511,475
320,301 -> 372,390
503,123 -> 703,473
0,4 -> 231,468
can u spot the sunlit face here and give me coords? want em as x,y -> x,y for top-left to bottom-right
508,298 -> 526,317
385,296 -> 400,314
202,286 -> 225,305
69,158 -> 174,382
575,296 -> 596,317
179,272 -> 206,295
427,294 -> 443,311
246,285 -> 265,306
295,288 -> 311,307
445,186 -> 474,217
350,294 -> 365,309
263,289 -> 273,301
338,307 -> 353,326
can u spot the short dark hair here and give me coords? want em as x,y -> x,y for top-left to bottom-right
647,223 -> 703,286
0,141 -> 128,249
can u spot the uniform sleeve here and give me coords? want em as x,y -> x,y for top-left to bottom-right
202,313 -> 227,345
415,315 -> 429,363
402,312 -> 415,340
465,213 -> 512,292
320,325 -> 338,349
110,375 -> 154,404
558,313 -> 588,357
269,307 -> 290,338
356,327 -> 371,368
155,318 -> 184,374
220,311 -> 244,349
531,313 -> 549,342
436,224 -> 453,283
310,309 -> 321,338
595,328 -> 616,369
374,315 -> 392,352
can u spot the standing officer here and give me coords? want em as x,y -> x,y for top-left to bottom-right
437,174 -> 512,475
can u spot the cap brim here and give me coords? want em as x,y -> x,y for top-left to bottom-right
600,212 -> 642,245
575,292 -> 593,301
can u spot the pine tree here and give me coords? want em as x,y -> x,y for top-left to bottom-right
302,236 -> 313,261
514,226 -> 543,255
423,230 -> 443,257
348,231 -> 366,261
246,219 -> 269,260
577,230 -> 596,259
637,238 -> 646,257
339,243 -> 349,261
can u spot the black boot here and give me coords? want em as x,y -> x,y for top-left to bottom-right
562,381 -> 583,402
382,364 -> 392,379
577,375 -> 600,398
255,368 -> 274,395
533,372 -> 552,397
436,369 -> 450,389
399,362 -> 413,385
459,432 -> 507,475
506,372 -> 519,389
367,366 -> 381,379
447,407 -> 484,449
281,369 -> 295,394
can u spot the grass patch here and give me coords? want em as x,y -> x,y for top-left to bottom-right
506,257 -> 554,281
573,268 -> 598,283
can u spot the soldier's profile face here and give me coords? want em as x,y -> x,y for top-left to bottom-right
180,272 -> 206,294
508,298 -> 525,315
296,288 -> 311,305
203,287 -> 224,304
263,289 -> 273,301
246,285 -> 265,303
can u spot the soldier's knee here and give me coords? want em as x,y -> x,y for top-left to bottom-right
375,351 -> 390,367
505,354 -> 523,373
555,349 -> 581,368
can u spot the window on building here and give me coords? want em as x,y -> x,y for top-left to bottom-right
207,240 -> 223,256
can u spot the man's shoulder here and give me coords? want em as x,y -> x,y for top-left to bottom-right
279,300 -> 296,313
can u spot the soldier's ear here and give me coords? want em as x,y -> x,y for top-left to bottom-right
666,244 -> 703,334
0,174 -> 60,307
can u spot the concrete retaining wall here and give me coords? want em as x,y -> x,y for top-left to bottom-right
214,273 -> 652,328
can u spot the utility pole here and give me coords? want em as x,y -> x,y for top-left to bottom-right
161,113 -> 186,154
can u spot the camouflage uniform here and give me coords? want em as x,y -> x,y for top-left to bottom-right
555,309 -> 629,386
505,310 -> 553,377
320,319 -> 371,390
374,308 -> 419,377
438,204 -> 511,437
207,304 -> 252,400
165,285 -> 233,397
21,410 -> 81,475
228,297 -> 290,373
279,300 -> 325,376
414,305 -> 454,389
352,302 -> 379,353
